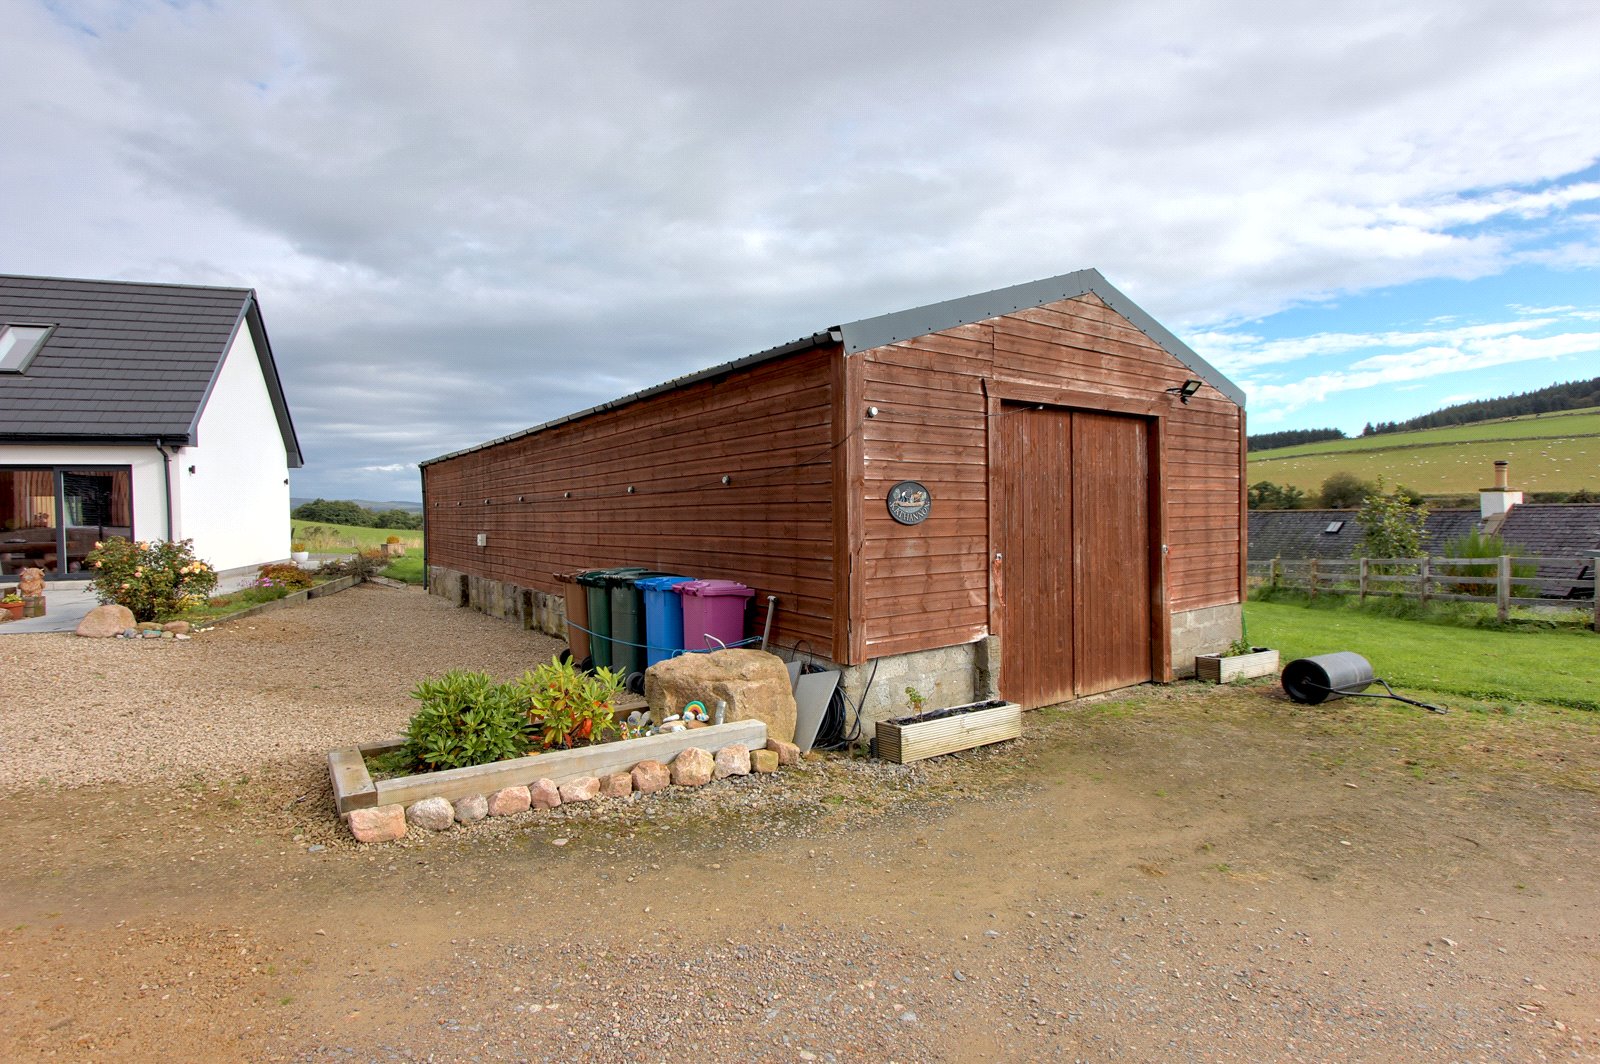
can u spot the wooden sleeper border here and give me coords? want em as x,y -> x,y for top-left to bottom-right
329,719 -> 769,815
875,700 -> 1022,764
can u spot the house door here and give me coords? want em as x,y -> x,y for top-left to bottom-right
992,406 -> 1152,708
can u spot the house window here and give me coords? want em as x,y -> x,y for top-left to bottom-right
0,323 -> 54,373
0,466 -> 132,577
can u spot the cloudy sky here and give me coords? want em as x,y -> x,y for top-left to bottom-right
3,0 -> 1598,501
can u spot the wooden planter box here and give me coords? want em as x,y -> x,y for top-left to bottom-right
1195,647 -> 1280,684
328,718 -> 768,815
875,699 -> 1022,764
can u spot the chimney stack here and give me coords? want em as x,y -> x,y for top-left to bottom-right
1480,459 -> 1522,522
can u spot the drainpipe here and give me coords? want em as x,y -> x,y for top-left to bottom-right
156,438 -> 176,541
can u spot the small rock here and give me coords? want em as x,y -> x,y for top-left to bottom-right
899,1011 -> 917,1024
558,776 -> 601,803
714,744 -> 751,779
160,630 -> 174,639
162,620 -> 192,634
487,785 -> 532,816
750,748 -> 780,773
670,747 -> 714,787
406,796 -> 455,832
631,760 -> 670,794
76,604 -> 136,638
601,772 -> 632,798
529,778 -> 561,810
766,739 -> 801,766
306,844 -> 326,854
345,805 -> 406,843
453,794 -> 488,824
174,634 -> 191,641
953,970 -> 966,981
122,628 -> 139,638
551,838 -> 569,847
142,630 -> 163,639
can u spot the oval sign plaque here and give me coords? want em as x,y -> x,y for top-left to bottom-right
887,480 -> 932,525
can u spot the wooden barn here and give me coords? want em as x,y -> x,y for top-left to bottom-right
420,269 -> 1246,718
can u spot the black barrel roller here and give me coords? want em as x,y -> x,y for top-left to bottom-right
1281,652 -> 1376,705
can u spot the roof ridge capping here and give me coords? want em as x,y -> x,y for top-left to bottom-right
0,272 -> 253,296
834,267 -> 1244,407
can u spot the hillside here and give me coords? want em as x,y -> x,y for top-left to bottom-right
1246,406 -> 1600,496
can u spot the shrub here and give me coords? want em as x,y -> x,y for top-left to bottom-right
1357,477 -> 1428,564
514,656 -> 624,750
257,562 -> 316,590
405,671 -> 530,771
86,537 -> 218,621
290,541 -> 307,553
1440,530 -> 1538,597
1319,471 -> 1375,509
385,534 -> 401,545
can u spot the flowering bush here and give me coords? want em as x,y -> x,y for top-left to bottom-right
256,562 -> 316,590
85,537 -> 218,621
514,655 -> 625,750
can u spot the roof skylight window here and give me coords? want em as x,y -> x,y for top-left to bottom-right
0,323 -> 53,373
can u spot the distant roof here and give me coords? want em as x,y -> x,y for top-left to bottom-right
1249,505 -> 1600,597
0,273 -> 301,467
422,268 -> 1240,467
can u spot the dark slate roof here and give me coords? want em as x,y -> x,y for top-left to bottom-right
423,267 -> 1241,466
1249,505 -> 1600,597
0,274 -> 301,466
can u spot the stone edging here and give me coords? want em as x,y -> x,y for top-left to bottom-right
330,722 -> 803,844
205,574 -> 363,627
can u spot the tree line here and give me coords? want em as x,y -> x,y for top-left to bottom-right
1361,375 -> 1600,436
1246,427 -> 1347,452
291,498 -> 424,530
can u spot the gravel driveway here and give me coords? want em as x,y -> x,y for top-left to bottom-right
1,583 -> 1596,1061
0,581 -> 563,791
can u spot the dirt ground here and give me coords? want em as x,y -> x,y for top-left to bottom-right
2,584 -> 1598,1062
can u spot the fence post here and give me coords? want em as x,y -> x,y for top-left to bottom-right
1497,555 -> 1511,622
1592,551 -> 1599,633
1359,557 -> 1369,602
1419,556 -> 1430,604
1309,557 -> 1319,599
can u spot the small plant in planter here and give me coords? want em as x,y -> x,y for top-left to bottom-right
1195,638 -> 1280,684
904,685 -> 927,715
290,541 -> 310,563
515,655 -> 625,750
405,670 -> 530,771
0,591 -> 23,621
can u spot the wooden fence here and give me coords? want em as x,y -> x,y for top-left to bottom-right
1248,554 -> 1600,628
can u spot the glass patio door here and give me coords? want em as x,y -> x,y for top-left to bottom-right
0,466 -> 132,578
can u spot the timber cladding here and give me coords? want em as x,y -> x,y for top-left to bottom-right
422,272 -> 1246,691
854,293 -> 1243,668
423,344 -> 842,655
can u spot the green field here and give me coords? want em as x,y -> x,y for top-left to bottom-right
1246,599 -> 1600,711
290,519 -> 423,553
1248,407 -> 1600,496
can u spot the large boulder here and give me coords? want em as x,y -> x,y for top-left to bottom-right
644,648 -> 797,743
77,604 -> 136,638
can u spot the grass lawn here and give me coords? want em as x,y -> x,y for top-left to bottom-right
1246,406 -> 1600,495
380,553 -> 424,584
1246,598 -> 1600,711
291,519 -> 423,553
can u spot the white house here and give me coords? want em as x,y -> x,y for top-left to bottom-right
0,274 -> 302,578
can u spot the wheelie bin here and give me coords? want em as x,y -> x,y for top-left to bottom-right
576,567 -> 645,669
674,579 -> 755,651
638,574 -> 696,667
607,570 -> 682,680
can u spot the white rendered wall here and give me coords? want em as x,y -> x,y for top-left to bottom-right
0,443 -> 169,545
171,326 -> 291,572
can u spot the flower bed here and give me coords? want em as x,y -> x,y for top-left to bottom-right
328,720 -> 804,843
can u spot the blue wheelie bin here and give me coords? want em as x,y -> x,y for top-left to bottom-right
638,574 -> 695,667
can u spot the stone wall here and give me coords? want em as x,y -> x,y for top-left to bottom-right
428,565 -> 568,640
1169,602 -> 1243,678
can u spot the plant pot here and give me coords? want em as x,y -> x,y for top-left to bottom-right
291,551 -> 310,563
875,699 -> 1022,764
1195,647 -> 1279,684
0,601 -> 22,621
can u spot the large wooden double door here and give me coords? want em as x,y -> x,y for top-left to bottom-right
992,405 -> 1153,708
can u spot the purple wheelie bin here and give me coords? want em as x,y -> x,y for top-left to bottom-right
674,579 -> 755,651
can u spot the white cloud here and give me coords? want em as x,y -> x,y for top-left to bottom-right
3,0 -> 1600,494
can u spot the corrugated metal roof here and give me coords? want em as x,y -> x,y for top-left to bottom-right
421,268 -> 1242,467
0,273 -> 302,466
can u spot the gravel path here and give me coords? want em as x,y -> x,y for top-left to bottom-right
0,582 -> 563,791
